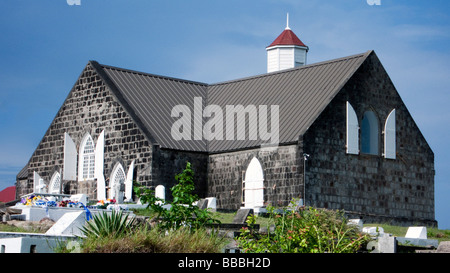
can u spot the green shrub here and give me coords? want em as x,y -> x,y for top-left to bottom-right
237,201 -> 371,253
134,161 -> 220,231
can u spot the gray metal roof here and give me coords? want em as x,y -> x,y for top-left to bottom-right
94,51 -> 371,153
16,164 -> 28,179
97,64 -> 209,152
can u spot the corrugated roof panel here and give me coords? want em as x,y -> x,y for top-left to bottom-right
96,51 -> 370,153
207,52 -> 368,152
101,66 -> 209,152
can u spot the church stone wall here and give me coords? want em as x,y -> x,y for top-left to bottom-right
303,53 -> 436,226
207,144 -> 303,210
23,63 -> 154,200
151,147 -> 209,201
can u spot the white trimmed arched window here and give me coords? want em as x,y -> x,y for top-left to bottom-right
110,163 -> 126,199
243,157 -> 264,208
49,171 -> 61,194
361,110 -> 379,155
79,134 -> 95,181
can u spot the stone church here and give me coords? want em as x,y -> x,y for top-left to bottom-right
16,20 -> 436,226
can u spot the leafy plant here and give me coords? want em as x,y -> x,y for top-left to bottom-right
134,162 -> 220,231
237,200 -> 371,253
80,210 -> 136,239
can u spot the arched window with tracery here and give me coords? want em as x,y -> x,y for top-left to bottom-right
110,163 -> 126,199
79,134 -> 95,181
49,171 -> 61,194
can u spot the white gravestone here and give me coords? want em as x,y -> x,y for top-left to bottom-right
70,194 -> 87,205
405,226 -> 427,239
155,185 -> 165,205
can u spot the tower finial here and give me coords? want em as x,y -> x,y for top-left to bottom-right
285,13 -> 290,30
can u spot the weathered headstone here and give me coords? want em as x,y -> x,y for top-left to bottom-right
205,197 -> 217,211
362,226 -> 384,236
405,226 -> 427,239
348,219 -> 364,230
437,241 -> 450,253
155,185 -> 165,205
377,233 -> 396,253
196,199 -> 209,210
232,209 -> 253,224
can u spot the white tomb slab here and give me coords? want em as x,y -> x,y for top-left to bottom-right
362,226 -> 384,236
348,219 -> 364,230
45,211 -> 86,237
205,197 -> 217,211
405,226 -> 427,239
70,194 -> 88,205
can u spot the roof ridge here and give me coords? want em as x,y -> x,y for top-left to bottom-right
98,63 -> 209,87
209,51 -> 371,87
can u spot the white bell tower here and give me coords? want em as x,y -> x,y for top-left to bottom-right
266,14 -> 309,73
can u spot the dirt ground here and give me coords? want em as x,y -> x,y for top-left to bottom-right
2,217 -> 55,233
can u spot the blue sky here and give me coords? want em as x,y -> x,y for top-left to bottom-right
1,0 -> 449,229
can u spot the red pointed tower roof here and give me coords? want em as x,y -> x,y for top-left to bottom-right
267,28 -> 307,48
267,13 -> 307,48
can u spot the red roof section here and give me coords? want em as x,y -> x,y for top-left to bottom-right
267,29 -> 307,48
0,186 -> 16,203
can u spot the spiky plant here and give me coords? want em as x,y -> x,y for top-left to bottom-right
80,210 -> 136,239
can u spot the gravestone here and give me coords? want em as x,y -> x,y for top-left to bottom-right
155,185 -> 165,205
232,209 -> 253,224
70,194 -> 87,205
205,197 -> 217,211
367,233 -> 397,253
437,241 -> 450,253
405,226 -> 427,239
348,219 -> 364,230
362,226 -> 385,236
196,199 -> 208,210
377,233 -> 396,253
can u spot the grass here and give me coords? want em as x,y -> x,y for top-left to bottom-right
364,223 -> 450,243
0,222 -> 50,233
76,226 -> 228,253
